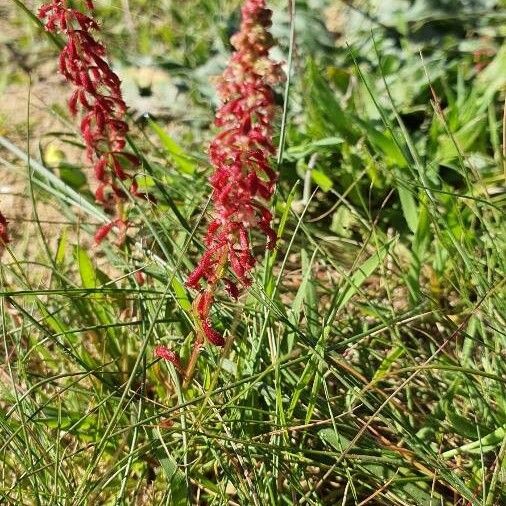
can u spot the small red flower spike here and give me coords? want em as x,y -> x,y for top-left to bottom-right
38,0 -> 152,244
186,0 -> 285,345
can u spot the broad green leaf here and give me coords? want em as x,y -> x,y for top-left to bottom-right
436,114 -> 486,162
356,119 -> 408,168
445,409 -> 483,440
156,451 -> 187,505
319,428 -> 352,452
59,163 -> 87,190
55,228 -> 68,266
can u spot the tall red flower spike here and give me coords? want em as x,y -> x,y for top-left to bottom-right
38,0 -> 151,244
186,0 -> 284,346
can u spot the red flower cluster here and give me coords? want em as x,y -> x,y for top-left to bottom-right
187,0 -> 284,346
38,0 -> 149,244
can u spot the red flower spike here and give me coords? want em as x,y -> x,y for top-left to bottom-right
38,0 -> 143,243
154,345 -> 181,368
187,0 -> 284,346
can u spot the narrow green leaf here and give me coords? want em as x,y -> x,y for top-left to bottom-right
171,277 -> 192,313
148,119 -> 197,175
372,346 -> 405,383
337,240 -> 393,311
75,246 -> 97,289
397,184 -> 418,233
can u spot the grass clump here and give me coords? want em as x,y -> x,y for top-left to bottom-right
0,0 -> 505,504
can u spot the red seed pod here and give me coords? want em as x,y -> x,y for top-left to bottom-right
196,290 -> 213,319
111,185 -> 127,200
90,66 -> 101,82
78,89 -> 90,109
117,152 -> 140,166
229,250 -> 246,280
0,212 -> 9,248
58,11 -> 67,31
129,178 -> 138,196
114,219 -> 128,246
93,156 -> 107,181
74,12 -> 93,30
38,3 -> 53,18
68,89 -> 79,116
58,52 -> 69,77
186,261 -> 208,289
94,221 -> 114,244
95,182 -> 106,203
223,278 -> 240,299
112,156 -> 127,180
134,270 -> 146,286
79,70 -> 95,94
201,320 -> 225,347
154,345 -> 181,368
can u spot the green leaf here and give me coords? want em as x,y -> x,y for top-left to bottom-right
445,409 -> 482,440
75,246 -> 97,289
311,168 -> 333,192
148,119 -> 197,174
477,43 -> 506,97
397,183 -> 418,233
55,228 -> 68,266
442,425 -> 506,458
372,346 -> 405,383
171,277 -> 192,313
436,114 -> 486,162
156,451 -> 187,505
356,119 -> 408,168
337,240 -> 393,311
319,428 -> 352,452
58,163 -> 87,190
